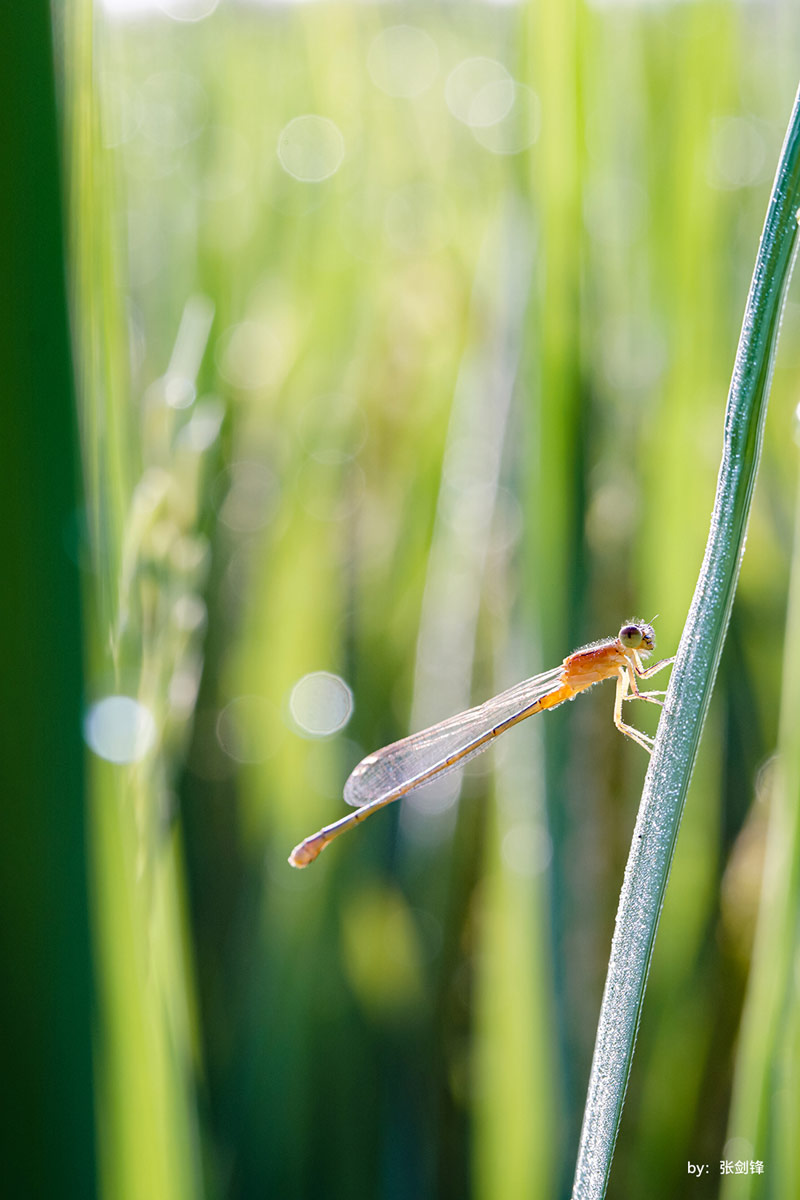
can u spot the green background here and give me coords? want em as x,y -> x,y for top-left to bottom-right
5,2 -> 800,1197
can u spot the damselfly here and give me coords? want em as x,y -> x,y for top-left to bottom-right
289,621 -> 673,868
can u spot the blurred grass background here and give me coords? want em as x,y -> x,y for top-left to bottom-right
24,0 -> 800,1196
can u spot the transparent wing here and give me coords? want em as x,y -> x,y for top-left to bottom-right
344,665 -> 565,808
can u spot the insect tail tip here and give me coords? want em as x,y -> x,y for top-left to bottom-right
288,843 -> 309,869
289,835 -> 324,868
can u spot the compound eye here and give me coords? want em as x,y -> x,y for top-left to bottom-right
640,623 -> 656,651
619,624 -> 643,649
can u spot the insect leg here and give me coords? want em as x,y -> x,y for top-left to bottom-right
634,653 -> 675,680
613,669 -> 654,753
627,651 -> 675,703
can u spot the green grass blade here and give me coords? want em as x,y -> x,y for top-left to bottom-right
0,5 -> 96,1196
572,83 -> 800,1200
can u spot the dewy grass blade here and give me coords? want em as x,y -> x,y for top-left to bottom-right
572,84 -> 800,1200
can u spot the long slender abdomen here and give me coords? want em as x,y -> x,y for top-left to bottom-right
492,680 -> 574,734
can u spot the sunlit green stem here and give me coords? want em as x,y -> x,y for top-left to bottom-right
572,83 -> 800,1200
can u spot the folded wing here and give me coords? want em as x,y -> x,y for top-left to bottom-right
344,665 -> 565,808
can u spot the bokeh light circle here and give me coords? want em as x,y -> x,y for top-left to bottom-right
445,57 -> 513,127
289,672 -> 354,737
277,115 -> 345,183
84,695 -> 156,764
